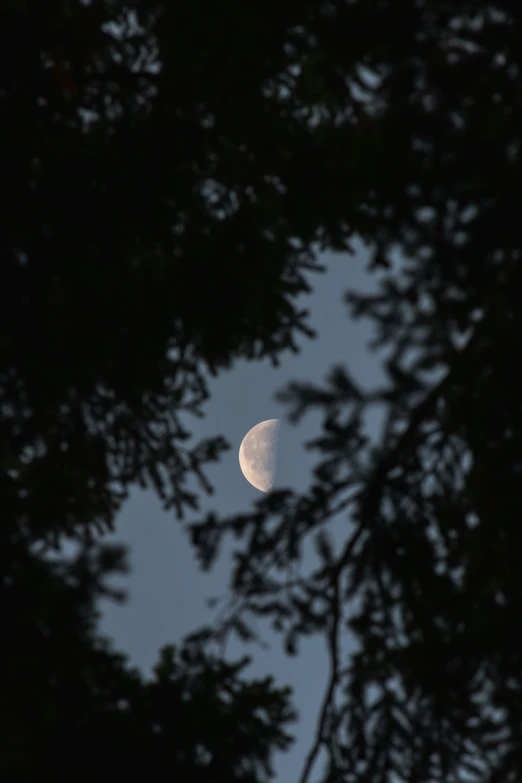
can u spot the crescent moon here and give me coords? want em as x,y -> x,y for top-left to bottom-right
239,419 -> 280,492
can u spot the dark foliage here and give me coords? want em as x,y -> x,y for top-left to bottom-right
0,0 -> 360,779
4,0 -> 522,781
0,537 -> 295,782
187,3 -> 522,782
2,0 -> 341,542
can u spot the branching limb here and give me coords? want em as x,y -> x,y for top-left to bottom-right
299,568 -> 341,783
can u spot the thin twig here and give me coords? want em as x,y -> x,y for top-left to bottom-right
299,570 -> 341,783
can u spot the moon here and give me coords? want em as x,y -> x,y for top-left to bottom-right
239,419 -> 280,492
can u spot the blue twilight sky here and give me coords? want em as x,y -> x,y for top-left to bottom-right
99,240 -> 387,783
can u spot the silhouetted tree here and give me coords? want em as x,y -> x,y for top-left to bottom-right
0,537 -> 295,782
5,0 -> 522,781
1,2 -> 334,778
1,0 -> 396,779
188,3 -> 522,782
1,0 -> 338,543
